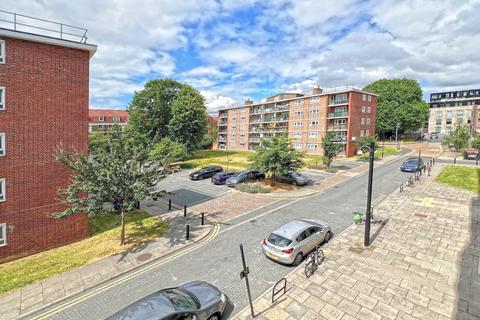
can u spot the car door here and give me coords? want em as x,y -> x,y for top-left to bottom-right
307,226 -> 324,247
296,229 -> 311,253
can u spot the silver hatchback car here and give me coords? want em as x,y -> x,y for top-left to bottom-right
262,219 -> 332,266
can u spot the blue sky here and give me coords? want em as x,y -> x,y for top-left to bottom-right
5,0 -> 480,112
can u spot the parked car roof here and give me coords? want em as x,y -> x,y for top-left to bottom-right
272,220 -> 314,239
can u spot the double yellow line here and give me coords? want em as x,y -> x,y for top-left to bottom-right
26,218 -> 220,320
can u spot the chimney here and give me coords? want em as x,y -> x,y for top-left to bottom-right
313,86 -> 323,95
244,99 -> 253,105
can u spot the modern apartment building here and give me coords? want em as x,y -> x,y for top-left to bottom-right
217,87 -> 377,157
0,11 -> 96,261
428,89 -> 480,136
89,109 -> 129,133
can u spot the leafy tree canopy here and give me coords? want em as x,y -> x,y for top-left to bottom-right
249,135 -> 304,184
364,78 -> 429,135
445,124 -> 470,152
322,132 -> 344,168
149,137 -> 188,173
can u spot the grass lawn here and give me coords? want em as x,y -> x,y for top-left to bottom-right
356,146 -> 399,161
436,166 -> 480,194
0,211 -> 168,295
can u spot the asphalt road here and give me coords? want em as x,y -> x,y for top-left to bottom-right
24,154 -> 415,320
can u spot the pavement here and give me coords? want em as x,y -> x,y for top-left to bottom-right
234,163 -> 480,320
0,208 -> 213,320
15,149 -> 421,320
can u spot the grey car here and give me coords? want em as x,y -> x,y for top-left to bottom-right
276,172 -> 312,186
106,281 -> 227,320
225,170 -> 265,187
262,219 -> 332,266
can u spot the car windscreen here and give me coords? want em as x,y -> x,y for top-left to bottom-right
161,289 -> 199,311
268,233 -> 292,247
234,172 -> 246,178
405,160 -> 418,164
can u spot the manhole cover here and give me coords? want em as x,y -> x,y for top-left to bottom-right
414,213 -> 428,218
136,253 -> 153,262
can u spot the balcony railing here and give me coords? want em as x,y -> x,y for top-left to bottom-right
249,138 -> 261,143
0,10 -> 88,43
328,112 -> 348,118
219,130 -> 227,134
219,121 -> 228,126
250,117 -> 289,123
328,99 -> 349,106
328,124 -> 348,131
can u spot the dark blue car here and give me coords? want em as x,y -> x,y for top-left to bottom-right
400,158 -> 424,172
211,171 -> 238,185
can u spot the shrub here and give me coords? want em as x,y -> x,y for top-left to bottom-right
235,183 -> 272,194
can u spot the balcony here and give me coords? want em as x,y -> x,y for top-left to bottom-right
219,129 -> 227,134
328,112 -> 348,118
332,136 -> 347,143
219,120 -> 228,126
276,105 -> 290,111
328,124 -> 348,131
218,137 -> 227,142
249,137 -> 261,143
328,99 -> 349,106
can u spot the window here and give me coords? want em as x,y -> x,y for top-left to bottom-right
240,125 -> 246,130
435,111 -> 442,119
240,134 -> 245,138
365,129 -> 370,135
309,120 -> 319,127
232,125 -> 237,129
240,142 -> 245,146
360,130 -> 365,137
294,144 -> 302,150
307,144 -> 318,150
295,99 -> 304,105
435,126 -> 441,133
361,106 -> 366,113
0,178 -> 5,202
0,133 -> 4,156
294,110 -> 304,116
0,87 -> 4,110
293,132 -> 302,139
98,116 -> 105,122
310,97 -> 320,104
368,95 -> 372,102
112,116 -> 120,122
231,133 -> 236,137
366,118 -> 371,125
0,223 -> 5,247
367,106 -> 371,113
309,109 -> 319,115
240,116 -> 246,120
362,94 -> 366,101
0,40 -> 4,64
361,118 -> 365,125
232,116 -> 236,121
294,121 -> 303,127
308,132 -> 318,139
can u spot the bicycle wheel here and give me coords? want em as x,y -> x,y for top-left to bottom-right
317,249 -> 325,265
304,255 -> 314,278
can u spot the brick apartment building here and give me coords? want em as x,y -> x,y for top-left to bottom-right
217,87 -> 377,157
0,12 -> 96,261
428,89 -> 480,137
89,109 -> 129,133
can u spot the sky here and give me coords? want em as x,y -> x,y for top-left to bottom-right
3,0 -> 480,113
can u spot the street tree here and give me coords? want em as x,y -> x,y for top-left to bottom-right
445,124 -> 470,151
322,132 -> 344,168
355,135 -> 378,159
55,127 -> 165,245
364,79 -> 429,136
168,86 -> 208,152
149,137 -> 188,173
250,135 -> 304,185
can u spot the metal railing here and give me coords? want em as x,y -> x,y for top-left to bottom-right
327,112 -> 348,118
328,124 -> 348,130
0,10 -> 88,43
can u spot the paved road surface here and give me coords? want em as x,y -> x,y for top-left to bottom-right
24,155 -> 415,320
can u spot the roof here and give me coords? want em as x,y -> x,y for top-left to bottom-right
89,109 -> 129,123
273,220 -> 312,239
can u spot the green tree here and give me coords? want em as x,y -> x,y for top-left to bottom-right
149,137 -> 188,173
201,117 -> 219,149
89,133 -> 111,153
322,132 -> 344,168
472,135 -> 480,149
364,79 -> 429,136
249,135 -> 304,185
127,79 -> 184,144
55,127 -> 165,245
168,86 -> 208,152
354,135 -> 378,159
445,124 -> 471,151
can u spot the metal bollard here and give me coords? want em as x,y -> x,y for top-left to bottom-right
476,159 -> 479,166
201,212 -> 205,226
433,158 -> 435,165
168,199 -> 172,211
184,205 -> 187,217
454,157 -> 456,165
186,225 -> 190,240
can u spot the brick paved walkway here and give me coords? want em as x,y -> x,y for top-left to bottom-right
235,164 -> 480,320
0,210 -> 212,320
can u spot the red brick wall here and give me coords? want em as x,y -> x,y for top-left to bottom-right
0,36 -> 90,261
346,92 -> 377,156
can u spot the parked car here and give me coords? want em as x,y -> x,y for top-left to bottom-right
211,171 -> 238,185
189,166 -> 223,180
225,170 -> 265,187
106,281 -> 228,320
464,149 -> 480,160
400,157 -> 424,172
262,219 -> 332,266
276,172 -> 312,186
430,133 -> 439,140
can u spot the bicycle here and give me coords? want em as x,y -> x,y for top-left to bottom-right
304,245 -> 325,278
352,211 -> 385,224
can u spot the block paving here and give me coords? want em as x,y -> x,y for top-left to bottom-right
235,164 -> 480,320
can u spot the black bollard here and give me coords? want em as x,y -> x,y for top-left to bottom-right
454,157 -> 456,165
168,199 -> 172,211
477,159 -> 479,166
184,205 -> 187,217
201,212 -> 205,225
186,225 -> 190,240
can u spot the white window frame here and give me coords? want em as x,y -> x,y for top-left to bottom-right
295,99 -> 304,105
310,97 -> 320,104
112,116 -> 120,122
98,116 -> 105,122
309,120 -> 319,127
0,133 -> 5,156
0,40 -> 5,64
366,118 -> 371,125
366,129 -> 370,136
308,132 -> 318,139
0,223 -> 6,247
307,144 -> 318,150
368,95 -> 372,102
361,106 -> 366,113
362,94 -> 366,101
0,178 -> 5,202
294,144 -> 302,150
310,109 -> 319,115
0,87 -> 5,111
294,121 -> 303,128
361,118 -> 365,125
367,106 -> 371,113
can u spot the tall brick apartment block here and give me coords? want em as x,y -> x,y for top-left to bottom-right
0,12 -> 96,261
217,87 -> 377,157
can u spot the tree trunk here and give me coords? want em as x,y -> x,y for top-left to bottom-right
120,210 -> 126,246
272,173 -> 276,186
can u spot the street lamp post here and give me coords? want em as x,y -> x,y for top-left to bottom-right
395,122 -> 400,150
358,141 -> 375,247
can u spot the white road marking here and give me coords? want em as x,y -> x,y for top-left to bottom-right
327,211 -> 336,215
478,258 -> 480,275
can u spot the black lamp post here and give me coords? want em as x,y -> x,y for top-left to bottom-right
358,141 -> 375,246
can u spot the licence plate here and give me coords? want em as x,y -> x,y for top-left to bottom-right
266,251 -> 278,259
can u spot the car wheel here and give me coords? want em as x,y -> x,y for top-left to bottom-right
324,231 -> 333,243
293,253 -> 303,266
208,313 -> 221,320
292,181 -> 298,186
